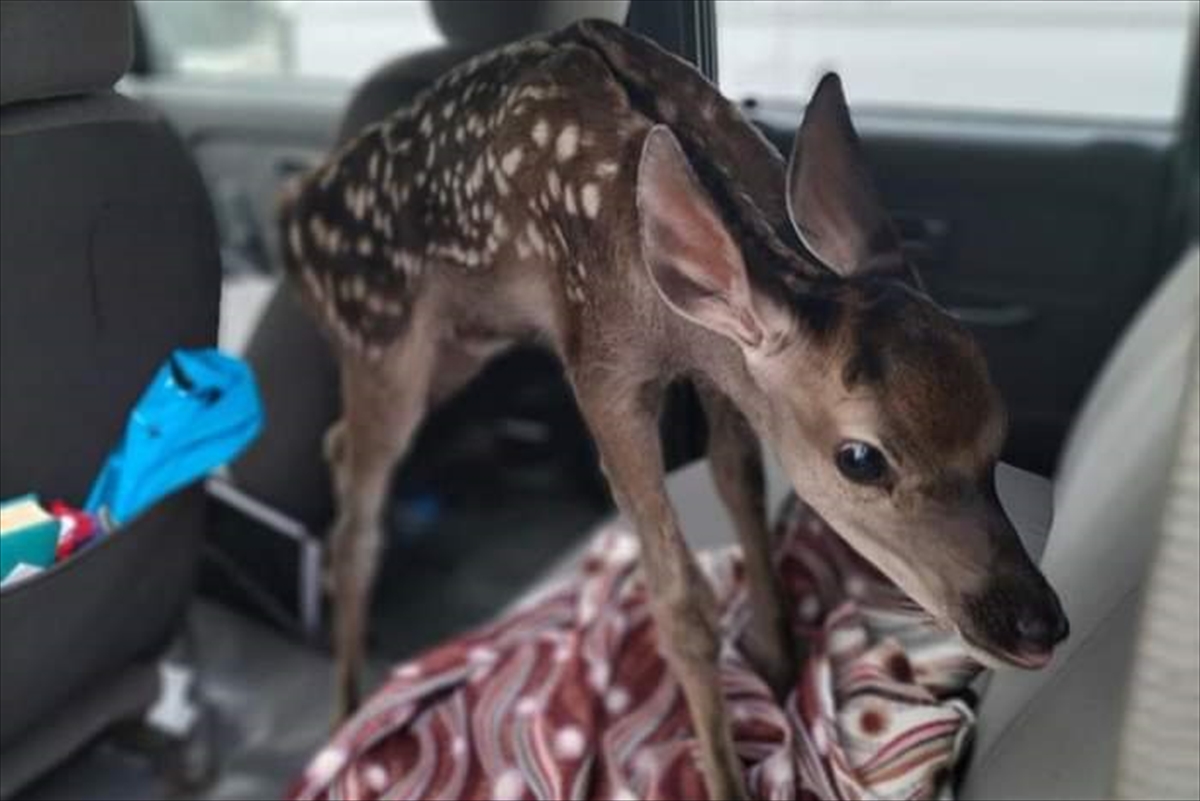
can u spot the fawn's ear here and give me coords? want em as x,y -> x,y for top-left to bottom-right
637,126 -> 769,349
787,74 -> 913,283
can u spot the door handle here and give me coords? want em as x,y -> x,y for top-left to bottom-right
945,303 -> 1037,328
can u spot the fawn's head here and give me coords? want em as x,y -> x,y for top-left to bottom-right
637,74 -> 1068,668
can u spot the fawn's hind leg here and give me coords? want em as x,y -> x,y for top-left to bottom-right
325,315 -> 440,720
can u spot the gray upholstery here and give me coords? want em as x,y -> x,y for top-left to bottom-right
1114,348 -> 1199,800
0,0 -> 219,792
0,0 -> 132,106
962,245 -> 1200,800
236,0 -> 629,529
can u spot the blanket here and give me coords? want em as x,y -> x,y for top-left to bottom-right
290,496 -> 982,800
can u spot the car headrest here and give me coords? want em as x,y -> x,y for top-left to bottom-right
0,0 -> 132,107
430,0 -> 629,48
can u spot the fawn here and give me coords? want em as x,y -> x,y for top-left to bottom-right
280,20 -> 1068,798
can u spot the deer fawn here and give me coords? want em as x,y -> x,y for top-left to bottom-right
280,20 -> 1068,798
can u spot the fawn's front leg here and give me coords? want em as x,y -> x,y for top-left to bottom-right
698,383 -> 797,698
575,379 -> 747,800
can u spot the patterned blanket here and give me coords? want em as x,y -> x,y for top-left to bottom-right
290,497 -> 982,800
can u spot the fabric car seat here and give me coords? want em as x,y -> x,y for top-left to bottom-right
961,244 -> 1199,799
0,1 -> 220,794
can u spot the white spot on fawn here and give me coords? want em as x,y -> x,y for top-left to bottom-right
307,214 -> 327,244
532,118 -> 550,147
556,124 -> 579,162
547,170 -> 561,199
595,160 -> 619,178
501,146 -> 523,176
563,184 -> 577,216
581,183 -> 601,219
526,222 -> 546,254
357,236 -> 373,257
469,158 -> 485,192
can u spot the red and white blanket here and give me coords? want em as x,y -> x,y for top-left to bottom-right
290,497 -> 982,800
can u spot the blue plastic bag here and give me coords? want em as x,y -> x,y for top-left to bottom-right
85,349 -> 263,525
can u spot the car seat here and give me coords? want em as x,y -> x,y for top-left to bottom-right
959,245 -> 1199,799
0,0 -> 220,794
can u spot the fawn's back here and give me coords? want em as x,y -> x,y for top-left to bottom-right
280,33 -> 676,363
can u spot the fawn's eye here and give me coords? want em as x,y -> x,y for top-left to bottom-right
835,441 -> 888,484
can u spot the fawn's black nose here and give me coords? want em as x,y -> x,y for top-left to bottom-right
1016,603 -> 1070,651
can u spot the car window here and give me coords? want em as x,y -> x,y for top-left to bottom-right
716,0 -> 1197,123
136,0 -> 444,84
